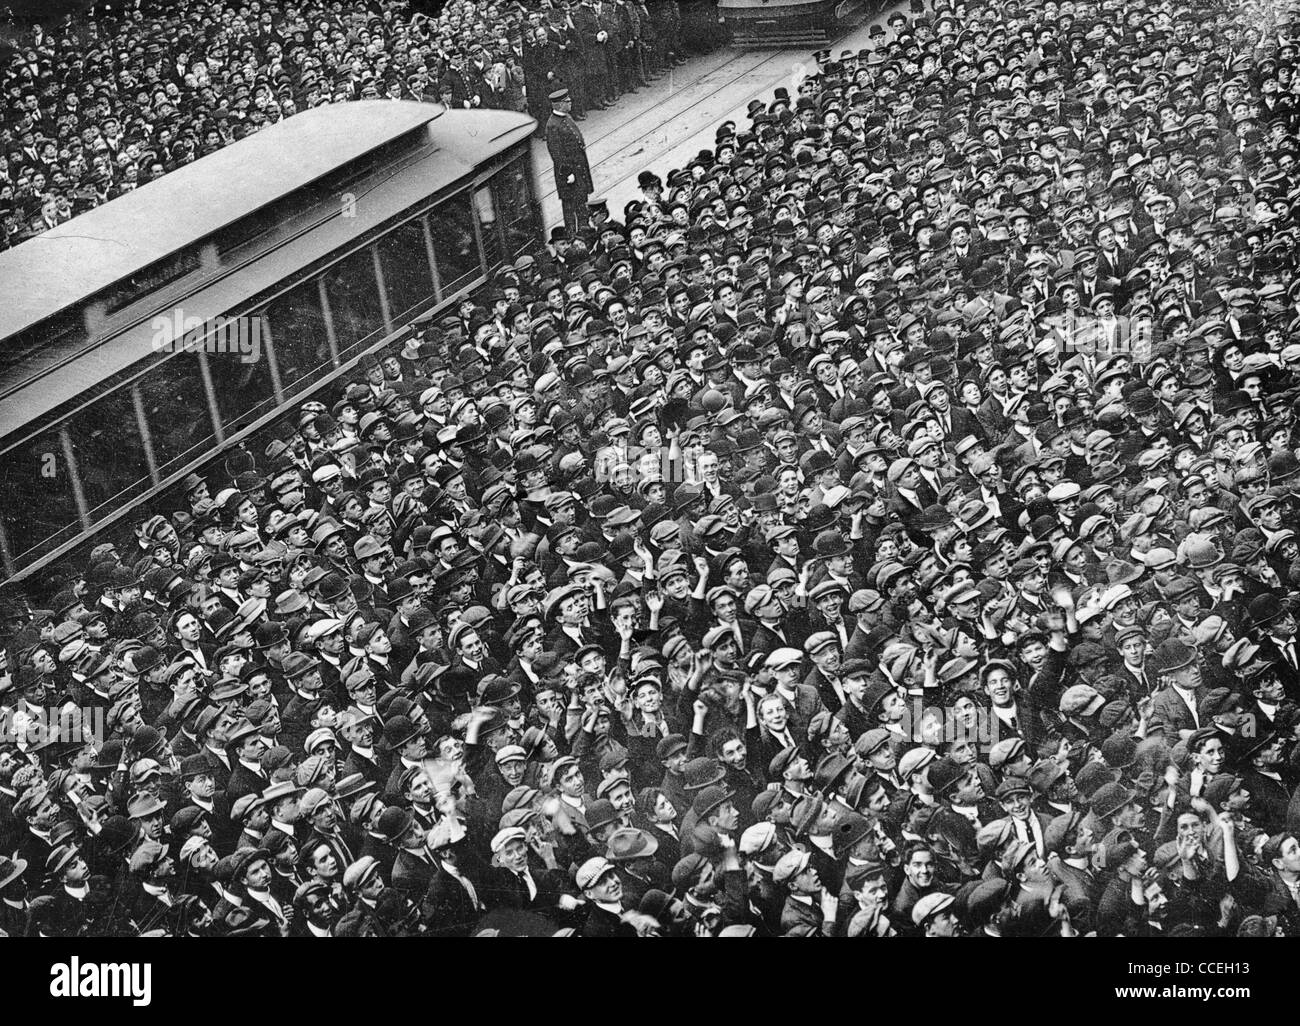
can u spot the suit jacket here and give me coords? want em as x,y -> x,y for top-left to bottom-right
226,762 -> 270,805
803,666 -> 845,715
749,621 -> 795,661
480,862 -> 568,917
1048,857 -> 1099,934
45,889 -> 89,937
771,684 -> 826,740
778,893 -> 824,935
391,848 -> 438,894
421,862 -> 484,937
1147,685 -> 1204,736
544,625 -> 591,658
1075,273 -> 1123,308
1096,875 -> 1150,936
943,406 -> 987,445
1241,769 -> 1290,836
976,393 -> 1013,440
949,243 -> 984,278
360,832 -> 400,883
16,830 -> 52,887
342,748 -> 388,787
128,889 -> 179,934
1112,663 -> 1154,703
582,902 -> 635,937
987,697 -> 1041,751
337,897 -> 393,937
0,898 -> 28,938
1260,871 -> 1300,932
1095,247 -> 1130,281
641,822 -> 682,871
844,624 -> 876,662
887,485 -> 927,524
750,726 -> 800,781
1006,809 -> 1053,856
835,698 -> 876,743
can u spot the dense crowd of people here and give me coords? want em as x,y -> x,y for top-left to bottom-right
4,0 -> 1300,937
0,0 -> 721,249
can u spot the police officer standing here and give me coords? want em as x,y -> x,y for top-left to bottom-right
545,89 -> 593,235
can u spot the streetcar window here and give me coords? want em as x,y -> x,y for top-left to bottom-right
263,279 -> 332,392
323,247 -> 386,359
378,219 -> 436,324
206,314 -> 279,433
474,185 -> 503,270
496,153 -> 536,258
428,193 -> 480,297
0,427 -> 81,559
66,386 -> 152,521
137,353 -> 217,475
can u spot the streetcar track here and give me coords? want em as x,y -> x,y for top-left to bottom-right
533,44 -> 804,205
533,5 -> 891,212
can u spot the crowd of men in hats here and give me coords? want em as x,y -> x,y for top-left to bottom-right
0,0 -> 720,250
4,0 -> 1300,937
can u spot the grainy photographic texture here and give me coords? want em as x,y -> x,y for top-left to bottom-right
0,0 -> 1297,941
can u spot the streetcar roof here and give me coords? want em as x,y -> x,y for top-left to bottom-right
0,101 -> 444,341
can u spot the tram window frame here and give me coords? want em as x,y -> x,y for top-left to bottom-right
262,276 -> 334,394
0,425 -> 83,560
494,150 -> 537,258
474,184 -> 503,271
377,216 -> 438,325
428,191 -> 482,298
134,350 -> 219,478
322,245 -> 387,361
205,312 -> 281,433
64,382 -> 154,524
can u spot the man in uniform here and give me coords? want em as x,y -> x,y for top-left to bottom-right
545,89 -> 594,236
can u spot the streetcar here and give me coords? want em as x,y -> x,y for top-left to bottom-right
718,0 -> 869,47
0,101 -> 540,583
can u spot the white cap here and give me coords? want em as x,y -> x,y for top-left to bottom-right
305,618 -> 344,642
912,891 -> 955,926
575,856 -> 616,890
490,826 -> 528,854
739,822 -> 777,857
